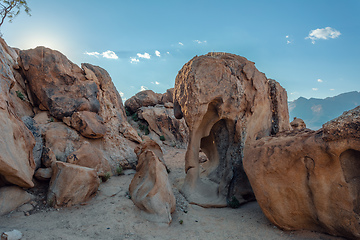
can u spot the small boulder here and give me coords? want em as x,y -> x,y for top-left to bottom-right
290,117 -> 306,130
47,161 -> 100,207
69,111 -> 106,139
34,168 -> 53,181
0,186 -> 33,216
129,138 -> 176,224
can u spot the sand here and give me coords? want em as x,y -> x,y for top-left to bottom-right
0,146 -> 345,240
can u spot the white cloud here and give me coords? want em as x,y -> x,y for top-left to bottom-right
137,52 -> 151,59
85,51 -> 100,57
178,42 -> 184,46
130,57 -> 139,63
85,50 -> 118,59
286,35 -> 289,38
330,88 -> 335,91
306,27 -> 341,44
312,88 -> 318,91
287,40 -> 291,44
166,52 -> 170,54
140,86 -> 148,91
317,79 -> 323,83
194,40 -> 207,44
119,91 -> 124,98
102,50 -> 119,59
155,81 -> 159,85
155,50 -> 161,57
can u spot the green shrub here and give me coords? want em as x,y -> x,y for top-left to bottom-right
102,172 -> 111,182
179,219 -> 183,225
125,108 -> 131,116
16,90 -> 25,101
228,196 -> 241,208
131,113 -> 139,122
160,135 -> 165,141
116,166 -> 123,175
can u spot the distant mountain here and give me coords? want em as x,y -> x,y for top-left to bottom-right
288,91 -> 360,130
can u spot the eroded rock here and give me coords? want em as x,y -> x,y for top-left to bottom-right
69,111 -> 106,139
244,106 -> 360,239
173,52 -> 290,207
129,138 -> 176,224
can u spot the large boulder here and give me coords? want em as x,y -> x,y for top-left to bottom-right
18,47 -> 100,119
125,90 -> 161,114
129,138 -> 176,224
0,38 -> 36,188
173,52 -> 290,207
243,106 -> 360,239
67,141 -> 111,178
47,161 -> 100,207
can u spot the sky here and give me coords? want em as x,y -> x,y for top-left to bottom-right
1,0 -> 360,101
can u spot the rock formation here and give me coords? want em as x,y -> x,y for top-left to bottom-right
243,106 -> 360,239
125,90 -> 162,114
290,117 -> 306,130
0,186 -> 33,215
129,138 -> 176,224
173,52 -> 291,207
137,106 -> 188,148
0,37 -> 140,214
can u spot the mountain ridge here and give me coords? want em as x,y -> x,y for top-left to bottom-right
289,91 -> 360,130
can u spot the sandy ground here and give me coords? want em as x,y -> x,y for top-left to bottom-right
0,147 -> 345,240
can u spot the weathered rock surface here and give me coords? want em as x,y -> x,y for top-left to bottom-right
67,142 -> 111,178
173,52 -> 290,207
48,161 -> 100,207
125,90 -> 161,114
244,106 -> 360,239
138,106 -> 188,148
290,117 -> 306,130
18,47 -> 100,119
160,88 -> 174,104
68,111 -> 106,139
34,167 -> 53,181
0,38 -> 36,188
129,138 -> 176,224
0,186 -> 33,215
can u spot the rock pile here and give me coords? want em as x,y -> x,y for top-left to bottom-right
0,38 -> 139,213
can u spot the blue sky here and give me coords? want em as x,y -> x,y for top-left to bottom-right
1,0 -> 359,101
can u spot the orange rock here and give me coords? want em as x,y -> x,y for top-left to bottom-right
18,47 -> 100,119
174,53 -> 290,207
244,106 -> 360,239
69,111 -> 106,139
67,142 -> 111,178
129,138 -> 175,224
48,161 -> 100,207
0,38 -> 36,188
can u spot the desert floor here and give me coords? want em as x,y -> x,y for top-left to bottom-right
0,147 -> 345,240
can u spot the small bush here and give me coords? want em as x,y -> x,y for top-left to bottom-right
102,172 -> 111,182
125,108 -> 131,116
116,166 -> 123,175
228,196 -> 241,208
131,113 -> 139,122
16,90 -> 25,101
179,219 -> 183,225
144,125 -> 150,135
48,117 -> 54,123
160,135 -> 165,141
